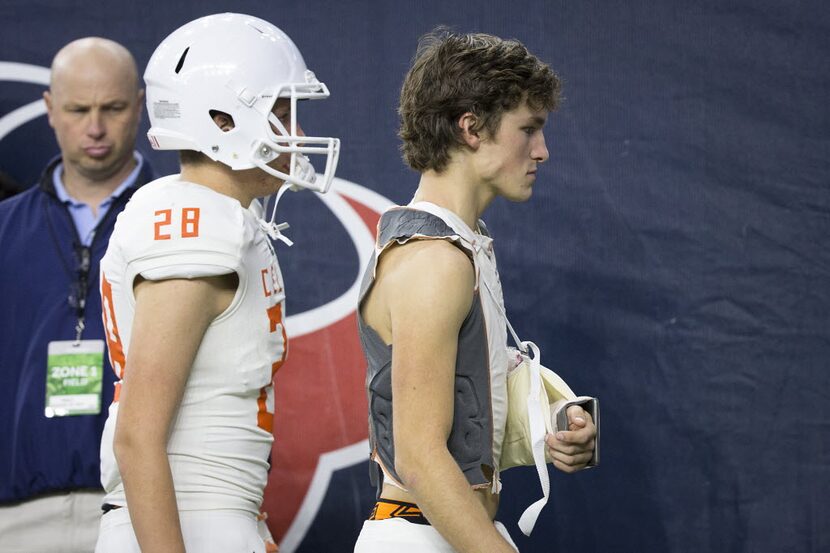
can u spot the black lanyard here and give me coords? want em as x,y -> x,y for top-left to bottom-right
71,237 -> 93,343
43,193 -> 125,344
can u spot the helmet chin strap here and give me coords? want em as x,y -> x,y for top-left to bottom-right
258,152 -> 317,247
259,184 -> 293,246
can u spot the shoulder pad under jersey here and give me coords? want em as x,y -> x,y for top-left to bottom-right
111,176 -> 249,280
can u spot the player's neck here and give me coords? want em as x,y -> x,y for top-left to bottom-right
180,163 -> 257,207
413,163 -> 494,229
61,157 -> 136,216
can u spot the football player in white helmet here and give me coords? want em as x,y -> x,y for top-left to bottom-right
95,13 -> 340,553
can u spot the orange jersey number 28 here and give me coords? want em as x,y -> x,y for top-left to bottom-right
154,208 -> 201,240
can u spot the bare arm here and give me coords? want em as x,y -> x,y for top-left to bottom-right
113,275 -> 235,553
378,240 -> 515,553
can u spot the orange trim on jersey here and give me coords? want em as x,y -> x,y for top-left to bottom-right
257,301 -> 288,433
100,273 -> 127,394
260,269 -> 272,297
257,388 -> 273,433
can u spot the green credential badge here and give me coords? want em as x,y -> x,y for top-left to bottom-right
45,339 -> 105,417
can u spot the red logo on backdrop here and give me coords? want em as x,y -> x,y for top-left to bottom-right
262,179 -> 393,550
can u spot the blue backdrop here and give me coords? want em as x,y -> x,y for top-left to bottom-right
1,1 -> 827,552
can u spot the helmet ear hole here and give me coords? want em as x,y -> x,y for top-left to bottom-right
209,110 -> 235,132
174,47 -> 190,74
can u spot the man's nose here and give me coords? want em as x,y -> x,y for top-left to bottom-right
86,110 -> 105,138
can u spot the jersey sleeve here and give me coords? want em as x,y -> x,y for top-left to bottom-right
111,178 -> 246,281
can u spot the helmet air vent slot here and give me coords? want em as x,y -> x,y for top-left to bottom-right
174,47 -> 190,74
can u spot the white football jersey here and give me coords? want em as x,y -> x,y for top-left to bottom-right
99,175 -> 287,515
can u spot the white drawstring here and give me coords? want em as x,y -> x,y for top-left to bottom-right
406,200 -> 554,535
260,184 -> 293,246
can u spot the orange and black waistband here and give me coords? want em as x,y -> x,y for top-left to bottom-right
369,498 -> 430,525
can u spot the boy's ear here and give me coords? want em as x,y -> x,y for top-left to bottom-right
458,112 -> 481,149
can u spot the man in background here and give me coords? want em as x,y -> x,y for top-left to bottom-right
0,37 -> 152,552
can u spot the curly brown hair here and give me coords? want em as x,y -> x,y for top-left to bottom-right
398,29 -> 561,173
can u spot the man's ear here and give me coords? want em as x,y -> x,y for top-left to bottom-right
43,91 -> 55,128
458,112 -> 481,149
135,89 -> 145,123
210,110 -> 235,132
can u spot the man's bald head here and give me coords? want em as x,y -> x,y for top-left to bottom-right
50,37 -> 140,94
44,37 -> 144,189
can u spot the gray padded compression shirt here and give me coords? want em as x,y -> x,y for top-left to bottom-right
358,205 -> 509,493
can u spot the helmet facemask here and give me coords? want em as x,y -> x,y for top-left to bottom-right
249,71 -> 340,194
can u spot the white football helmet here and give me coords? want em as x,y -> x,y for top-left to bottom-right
144,13 -> 340,193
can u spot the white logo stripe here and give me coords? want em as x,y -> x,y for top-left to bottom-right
0,62 -> 50,142
0,99 -> 46,142
279,181 -> 393,550
0,62 -> 50,85
279,439 -> 370,553
334,179 -> 398,216
284,178 -> 394,338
